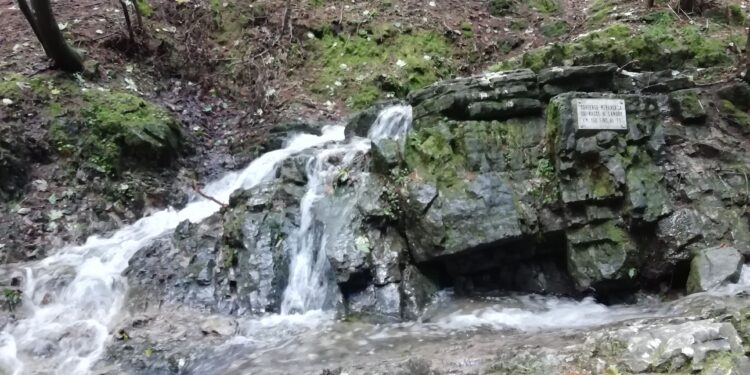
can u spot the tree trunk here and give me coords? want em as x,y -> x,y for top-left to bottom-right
17,0 -> 50,56
745,24 -> 750,80
17,0 -> 83,72
646,0 -> 655,8
119,0 -> 135,42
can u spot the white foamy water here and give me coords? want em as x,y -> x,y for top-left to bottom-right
3,102 -> 750,375
280,105 -> 413,314
0,126 -> 346,375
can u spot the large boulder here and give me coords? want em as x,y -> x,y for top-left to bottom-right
125,214 -> 223,313
686,246 -> 744,294
381,65 -> 750,297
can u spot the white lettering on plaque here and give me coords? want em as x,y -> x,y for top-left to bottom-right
574,98 -> 627,130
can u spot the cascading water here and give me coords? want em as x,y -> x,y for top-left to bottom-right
3,102 -> 750,375
0,126 -> 346,375
0,105 -> 414,374
280,105 -> 414,314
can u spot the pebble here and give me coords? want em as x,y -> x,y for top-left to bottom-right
2,98 -> 12,106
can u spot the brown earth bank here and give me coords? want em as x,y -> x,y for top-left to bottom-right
0,0 -> 598,263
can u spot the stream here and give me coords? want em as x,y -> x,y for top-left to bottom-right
1,105 -> 749,375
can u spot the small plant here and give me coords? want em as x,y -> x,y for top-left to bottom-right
535,158 -> 555,179
3,288 -> 22,311
334,167 -> 351,189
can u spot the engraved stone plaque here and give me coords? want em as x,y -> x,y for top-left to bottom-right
574,98 -> 627,130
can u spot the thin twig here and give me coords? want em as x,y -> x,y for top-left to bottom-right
666,2 -> 681,18
192,181 -> 228,208
617,59 -> 640,72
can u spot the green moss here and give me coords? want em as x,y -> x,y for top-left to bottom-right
721,100 -> 750,129
509,18 -> 528,31
643,10 -> 678,26
588,0 -> 615,26
670,88 -> 706,122
701,351 -> 744,374
403,117 -> 473,190
530,0 -> 559,15
490,22 -> 739,72
210,0 -> 251,44
541,19 -> 569,38
49,91 -> 181,174
531,158 -> 560,204
310,30 -> 452,109
135,0 -> 153,17
673,90 -> 701,114
706,4 -> 747,25
0,73 -> 78,102
592,167 -> 616,197
0,74 -> 24,100
489,0 -> 516,16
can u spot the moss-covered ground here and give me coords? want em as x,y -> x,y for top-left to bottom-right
2,73 -> 181,176
491,16 -> 745,74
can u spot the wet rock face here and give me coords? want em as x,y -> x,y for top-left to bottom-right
125,159 -> 308,315
686,246 -> 743,294
384,65 -> 750,298
125,65 -> 750,322
125,215 -> 224,313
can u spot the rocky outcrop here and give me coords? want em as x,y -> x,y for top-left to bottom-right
686,246 -> 743,294
125,65 -> 750,322
387,65 -> 750,298
125,154 -> 309,315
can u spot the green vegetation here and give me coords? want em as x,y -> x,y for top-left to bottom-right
3,289 -> 21,311
49,91 -> 181,175
2,73 -> 181,175
491,21 -> 742,72
588,0 -> 624,26
489,0 -> 515,16
540,19 -> 569,38
309,29 -> 452,109
134,0 -> 153,17
530,0 -> 559,15
405,121 -> 466,188
706,4 -> 747,25
700,351 -> 745,374
721,100 -> 750,130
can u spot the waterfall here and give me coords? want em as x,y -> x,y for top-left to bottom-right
0,126 -> 346,375
0,105 -> 413,375
280,105 -> 413,314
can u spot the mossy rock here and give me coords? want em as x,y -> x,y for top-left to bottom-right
49,91 -> 182,174
670,88 -> 707,124
718,81 -> 750,111
720,100 -> 750,132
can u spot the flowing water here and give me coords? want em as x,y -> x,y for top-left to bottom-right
1,105 -> 749,374
0,126 -> 347,375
